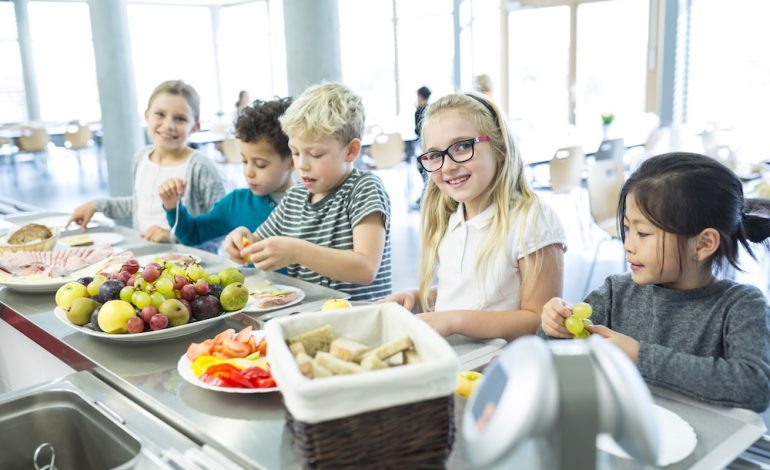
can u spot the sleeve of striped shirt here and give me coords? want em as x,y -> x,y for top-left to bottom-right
348,174 -> 391,229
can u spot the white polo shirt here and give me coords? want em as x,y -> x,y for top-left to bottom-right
135,156 -> 189,232
433,201 -> 566,312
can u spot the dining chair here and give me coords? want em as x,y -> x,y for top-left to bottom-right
64,122 -> 94,166
583,159 -> 626,296
16,126 -> 51,170
593,138 -> 626,163
369,132 -> 405,170
220,137 -> 242,164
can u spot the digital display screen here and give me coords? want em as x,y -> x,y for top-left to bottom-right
471,364 -> 508,431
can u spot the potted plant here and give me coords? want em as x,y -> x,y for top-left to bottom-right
601,113 -> 615,139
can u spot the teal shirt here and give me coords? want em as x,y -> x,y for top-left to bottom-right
165,188 -> 277,246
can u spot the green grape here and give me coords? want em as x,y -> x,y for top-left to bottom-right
206,274 -> 221,285
162,290 -> 176,300
565,315 -> 584,335
572,302 -> 593,319
132,291 -> 152,309
168,264 -> 186,278
155,277 -> 174,294
87,276 -> 107,297
119,286 -> 135,303
581,318 -> 593,328
187,265 -> 205,281
573,330 -> 591,339
134,278 -> 148,292
150,291 -> 165,308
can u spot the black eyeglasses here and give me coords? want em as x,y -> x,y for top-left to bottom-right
418,135 -> 491,172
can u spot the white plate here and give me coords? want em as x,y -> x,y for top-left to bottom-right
597,404 -> 697,466
53,296 -> 257,342
244,284 -> 305,314
0,275 -> 73,293
29,215 -> 108,231
177,330 -> 278,393
136,252 -> 203,267
60,232 -> 124,247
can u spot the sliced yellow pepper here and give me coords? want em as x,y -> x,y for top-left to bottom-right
191,355 -> 225,377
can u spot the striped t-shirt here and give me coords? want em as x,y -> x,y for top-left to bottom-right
256,169 -> 392,301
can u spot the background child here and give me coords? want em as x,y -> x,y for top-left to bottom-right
224,83 -> 392,301
540,152 -> 770,412
158,97 -> 294,249
68,80 -> 226,242
383,93 -> 566,341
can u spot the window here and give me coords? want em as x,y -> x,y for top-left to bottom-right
687,0 -> 770,160
127,5 -> 218,122
0,3 -> 24,123
29,2 -> 100,122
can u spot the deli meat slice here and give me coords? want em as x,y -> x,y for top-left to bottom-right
0,245 -> 120,277
253,290 -> 298,308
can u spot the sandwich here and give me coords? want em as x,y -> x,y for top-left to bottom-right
253,289 -> 298,308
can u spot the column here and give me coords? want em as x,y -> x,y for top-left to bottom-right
12,0 -> 40,121
86,0 -> 142,197
282,0 -> 341,96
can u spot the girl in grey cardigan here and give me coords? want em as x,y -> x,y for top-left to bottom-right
541,152 -> 770,412
68,80 -> 225,242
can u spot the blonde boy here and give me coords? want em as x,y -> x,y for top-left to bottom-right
224,83 -> 392,301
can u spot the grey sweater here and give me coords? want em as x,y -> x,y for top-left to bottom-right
543,274 -> 770,412
94,146 -> 226,229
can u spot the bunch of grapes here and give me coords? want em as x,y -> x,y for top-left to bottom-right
77,257 -> 235,334
564,302 -> 593,339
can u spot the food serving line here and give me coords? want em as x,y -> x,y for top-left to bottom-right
0,212 -> 769,469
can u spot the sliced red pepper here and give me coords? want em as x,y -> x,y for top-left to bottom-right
204,363 -> 242,376
241,366 -> 271,380
256,377 -> 276,389
199,373 -> 226,387
218,370 -> 254,389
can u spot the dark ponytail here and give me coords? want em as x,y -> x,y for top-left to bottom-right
742,199 -> 770,245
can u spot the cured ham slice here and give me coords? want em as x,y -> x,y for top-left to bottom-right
252,290 -> 298,309
0,246 -> 124,277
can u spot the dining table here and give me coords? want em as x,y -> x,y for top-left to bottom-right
0,209 -> 768,469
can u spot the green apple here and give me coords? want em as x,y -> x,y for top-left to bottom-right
158,298 -> 190,327
218,267 -> 244,286
55,281 -> 90,310
65,297 -> 101,326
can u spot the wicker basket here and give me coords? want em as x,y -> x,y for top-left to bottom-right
265,303 -> 461,469
0,228 -> 59,253
286,395 -> 455,469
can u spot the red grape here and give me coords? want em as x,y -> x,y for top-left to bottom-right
173,275 -> 187,290
126,316 -> 145,334
123,259 -> 140,274
180,284 -> 197,301
193,279 -> 209,296
141,305 -> 158,324
126,276 -> 136,287
149,314 -> 169,330
142,266 -> 160,283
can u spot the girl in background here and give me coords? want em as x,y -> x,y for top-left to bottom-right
540,152 -> 770,412
384,93 -> 566,340
68,80 -> 226,242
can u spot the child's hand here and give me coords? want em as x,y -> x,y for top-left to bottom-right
587,325 -> 640,363
416,311 -> 457,337
224,227 -> 254,264
67,201 -> 96,231
379,289 -> 421,313
158,178 -> 187,210
247,236 -> 297,271
541,297 -> 573,338
140,225 -> 171,243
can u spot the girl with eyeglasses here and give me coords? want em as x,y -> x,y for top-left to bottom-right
382,93 -> 566,341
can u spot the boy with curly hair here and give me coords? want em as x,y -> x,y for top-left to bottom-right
158,97 -> 295,247
224,83 -> 392,301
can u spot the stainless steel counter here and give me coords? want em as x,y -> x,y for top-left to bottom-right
1,212 -> 767,469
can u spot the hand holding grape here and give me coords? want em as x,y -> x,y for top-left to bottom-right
565,302 -> 593,339
586,325 -> 640,363
541,297 -> 573,338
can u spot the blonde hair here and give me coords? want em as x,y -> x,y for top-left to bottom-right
474,74 -> 493,95
418,93 -> 542,311
279,82 -> 365,144
147,80 -> 200,123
